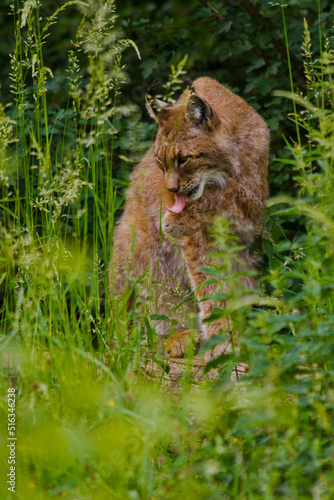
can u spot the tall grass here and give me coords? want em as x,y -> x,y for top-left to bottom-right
1,0 -> 136,355
0,1 -> 334,499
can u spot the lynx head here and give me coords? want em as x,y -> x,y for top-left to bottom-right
146,79 -> 231,214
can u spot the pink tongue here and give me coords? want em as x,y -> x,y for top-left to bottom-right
166,194 -> 186,214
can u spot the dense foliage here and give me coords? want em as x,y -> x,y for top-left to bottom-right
0,0 -> 334,498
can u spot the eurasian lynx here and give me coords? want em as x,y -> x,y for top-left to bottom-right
110,77 -> 269,352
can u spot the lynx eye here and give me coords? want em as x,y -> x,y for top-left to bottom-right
177,156 -> 189,167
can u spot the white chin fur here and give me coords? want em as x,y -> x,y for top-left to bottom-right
188,170 -> 228,201
188,182 -> 205,201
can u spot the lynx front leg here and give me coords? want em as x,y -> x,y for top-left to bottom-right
181,231 -> 235,352
163,212 -> 240,362
190,264 -> 234,354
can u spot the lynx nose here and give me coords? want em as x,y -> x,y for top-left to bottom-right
166,172 -> 180,193
167,186 -> 179,193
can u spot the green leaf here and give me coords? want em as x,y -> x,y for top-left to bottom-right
150,313 -> 170,321
199,334 -> 230,355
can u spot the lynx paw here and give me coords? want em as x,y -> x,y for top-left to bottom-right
162,210 -> 202,238
164,330 -> 200,358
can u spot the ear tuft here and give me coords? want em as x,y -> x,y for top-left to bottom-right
145,81 -> 170,123
147,79 -> 160,97
183,77 -> 194,92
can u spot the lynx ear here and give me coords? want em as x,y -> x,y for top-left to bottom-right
186,94 -> 217,131
145,96 -> 170,122
145,82 -> 170,123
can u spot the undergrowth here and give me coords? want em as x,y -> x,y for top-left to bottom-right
0,1 -> 333,499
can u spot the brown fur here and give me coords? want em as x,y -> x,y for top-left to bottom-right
110,77 -> 269,342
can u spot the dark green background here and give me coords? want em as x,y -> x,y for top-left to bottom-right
0,0 -> 333,196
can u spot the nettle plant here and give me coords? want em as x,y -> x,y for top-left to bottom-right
207,19 -> 334,381
169,23 -> 334,382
